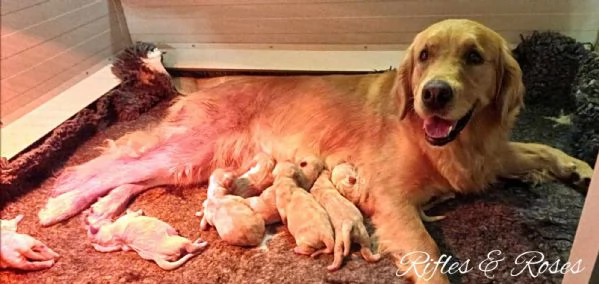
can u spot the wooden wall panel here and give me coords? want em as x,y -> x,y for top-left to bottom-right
121,0 -> 599,47
0,0 -> 131,125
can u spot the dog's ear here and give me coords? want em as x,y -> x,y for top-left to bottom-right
495,42 -> 525,128
396,46 -> 414,120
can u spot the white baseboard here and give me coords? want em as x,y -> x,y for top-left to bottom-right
161,46 -> 407,72
1,65 -> 120,159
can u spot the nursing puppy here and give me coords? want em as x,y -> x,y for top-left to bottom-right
231,152 -> 277,197
331,162 -> 452,222
311,169 -> 380,271
198,169 -> 266,247
40,19 -> 593,283
270,162 -> 335,258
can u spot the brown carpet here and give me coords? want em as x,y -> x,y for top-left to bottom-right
0,77 -> 587,284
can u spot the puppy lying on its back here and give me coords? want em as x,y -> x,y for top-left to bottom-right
85,209 -> 207,270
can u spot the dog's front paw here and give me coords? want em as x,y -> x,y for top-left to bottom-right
561,158 -> 593,194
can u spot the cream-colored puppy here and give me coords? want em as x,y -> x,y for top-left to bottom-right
86,209 -> 206,270
271,162 -> 335,259
198,169 -> 266,247
312,169 -> 380,271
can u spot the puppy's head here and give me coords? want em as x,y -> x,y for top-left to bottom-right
272,162 -> 301,180
297,155 -> 325,188
396,19 -> 524,146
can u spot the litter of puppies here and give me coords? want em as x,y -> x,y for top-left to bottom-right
2,154 -> 388,272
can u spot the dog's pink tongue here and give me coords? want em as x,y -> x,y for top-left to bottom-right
424,117 -> 453,138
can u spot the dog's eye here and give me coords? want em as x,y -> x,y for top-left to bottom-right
465,50 -> 484,65
419,49 -> 429,62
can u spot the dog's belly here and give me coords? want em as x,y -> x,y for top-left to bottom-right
161,75 -> 442,207
171,76 -> 391,166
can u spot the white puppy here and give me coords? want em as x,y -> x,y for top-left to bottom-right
86,209 -> 207,270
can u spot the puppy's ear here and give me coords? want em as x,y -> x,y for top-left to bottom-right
495,42 -> 525,128
396,46 -> 414,120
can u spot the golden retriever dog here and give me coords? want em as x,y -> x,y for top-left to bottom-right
38,19 -> 593,283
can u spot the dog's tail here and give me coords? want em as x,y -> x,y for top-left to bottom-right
109,41 -> 179,121
111,41 -> 176,93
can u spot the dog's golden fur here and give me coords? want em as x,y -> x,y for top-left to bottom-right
39,19 -> 593,283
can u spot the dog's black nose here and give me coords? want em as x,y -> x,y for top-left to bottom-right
422,80 -> 453,110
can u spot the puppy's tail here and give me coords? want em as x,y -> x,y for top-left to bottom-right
155,240 -> 208,271
154,253 -> 196,271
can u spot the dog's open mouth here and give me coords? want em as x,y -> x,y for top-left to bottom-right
423,108 -> 474,146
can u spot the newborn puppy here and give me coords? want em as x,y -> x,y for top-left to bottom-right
1,215 -> 60,271
231,153 -> 276,197
198,169 -> 266,247
246,185 -> 279,225
272,162 -> 335,258
296,155 -> 326,189
312,169 -> 381,271
87,209 -> 207,270
245,155 -> 324,225
330,163 -> 362,204
331,163 -> 452,222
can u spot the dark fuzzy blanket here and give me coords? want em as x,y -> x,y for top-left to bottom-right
1,33 -> 597,284
513,31 -> 599,165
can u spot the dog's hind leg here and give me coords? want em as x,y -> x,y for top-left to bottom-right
39,91 -> 260,227
38,127 -> 218,226
84,181 -> 163,226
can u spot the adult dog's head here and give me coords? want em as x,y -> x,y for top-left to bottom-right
397,19 -> 524,146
